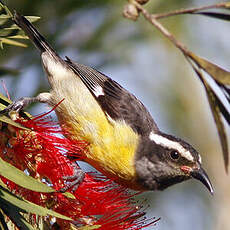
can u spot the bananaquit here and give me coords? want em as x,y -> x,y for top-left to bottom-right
2,12 -> 213,194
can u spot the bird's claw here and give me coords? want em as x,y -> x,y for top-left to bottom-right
59,166 -> 85,193
0,97 -> 31,115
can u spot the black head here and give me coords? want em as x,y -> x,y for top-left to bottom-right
135,132 -> 213,194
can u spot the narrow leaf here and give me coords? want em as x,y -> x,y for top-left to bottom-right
193,12 -> 230,21
0,14 -> 10,25
7,35 -> 29,39
0,38 -> 27,47
188,59 -> 229,171
0,114 -> 30,130
214,85 -> 230,125
2,3 -> 13,18
0,158 -> 75,199
0,14 -> 11,19
0,1 -> 5,9
187,51 -> 230,85
0,201 -> 34,230
0,158 -> 54,193
0,93 -> 12,105
0,184 -> 72,220
0,28 -> 13,37
0,18 -> 8,26
205,83 -> 229,171
0,209 -> 9,230
7,16 -> 40,30
24,16 -> 40,23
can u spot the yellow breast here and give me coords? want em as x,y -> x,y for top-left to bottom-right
49,75 -> 141,188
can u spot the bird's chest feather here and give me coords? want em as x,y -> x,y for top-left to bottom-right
50,76 -> 140,187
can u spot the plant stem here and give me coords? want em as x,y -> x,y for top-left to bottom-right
154,2 -> 230,19
131,0 -> 190,56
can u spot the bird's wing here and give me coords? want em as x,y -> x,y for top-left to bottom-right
65,57 -> 159,135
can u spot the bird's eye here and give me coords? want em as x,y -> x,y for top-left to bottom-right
170,151 -> 180,160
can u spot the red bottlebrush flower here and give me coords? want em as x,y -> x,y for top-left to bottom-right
0,108 -> 159,229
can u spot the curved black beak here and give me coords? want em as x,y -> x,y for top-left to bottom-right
191,167 -> 214,195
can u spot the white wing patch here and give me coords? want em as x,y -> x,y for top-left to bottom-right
149,132 -> 194,162
93,85 -> 104,97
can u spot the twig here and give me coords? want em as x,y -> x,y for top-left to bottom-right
154,2 -> 230,19
130,0 -> 190,57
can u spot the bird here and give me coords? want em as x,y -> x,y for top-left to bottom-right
1,12 -> 213,194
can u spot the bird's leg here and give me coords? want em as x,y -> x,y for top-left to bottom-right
0,92 -> 51,115
59,163 -> 85,193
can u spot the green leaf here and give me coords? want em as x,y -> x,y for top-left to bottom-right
192,12 -> 230,21
1,2 -> 13,18
0,14 -> 11,26
213,89 -> 230,126
0,114 -> 30,130
0,184 -> 72,220
0,1 -> 40,49
205,82 -> 229,172
0,38 -> 27,47
0,201 -> 34,230
0,209 -> 9,230
0,93 -> 12,105
0,18 -> 8,26
25,16 -> 40,23
0,14 -> 11,19
0,158 -> 54,193
0,1 -> 4,9
187,51 -> 230,85
7,35 -> 29,39
7,16 -> 40,30
188,59 -> 229,171
0,115 -> 30,130
0,157 -> 75,199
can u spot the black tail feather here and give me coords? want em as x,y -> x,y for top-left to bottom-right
13,12 -> 58,57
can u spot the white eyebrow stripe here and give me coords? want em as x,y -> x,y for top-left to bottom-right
149,132 -> 194,162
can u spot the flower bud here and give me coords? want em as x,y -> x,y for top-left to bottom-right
123,3 -> 139,21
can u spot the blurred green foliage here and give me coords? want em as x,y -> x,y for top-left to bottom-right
2,0 -> 190,64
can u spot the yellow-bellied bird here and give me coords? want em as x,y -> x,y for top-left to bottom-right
2,12 -> 213,194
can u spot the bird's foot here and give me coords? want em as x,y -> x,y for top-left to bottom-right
0,97 -> 34,115
0,93 -> 51,116
59,165 -> 85,193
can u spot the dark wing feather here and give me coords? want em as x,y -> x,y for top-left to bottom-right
65,57 -> 159,135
